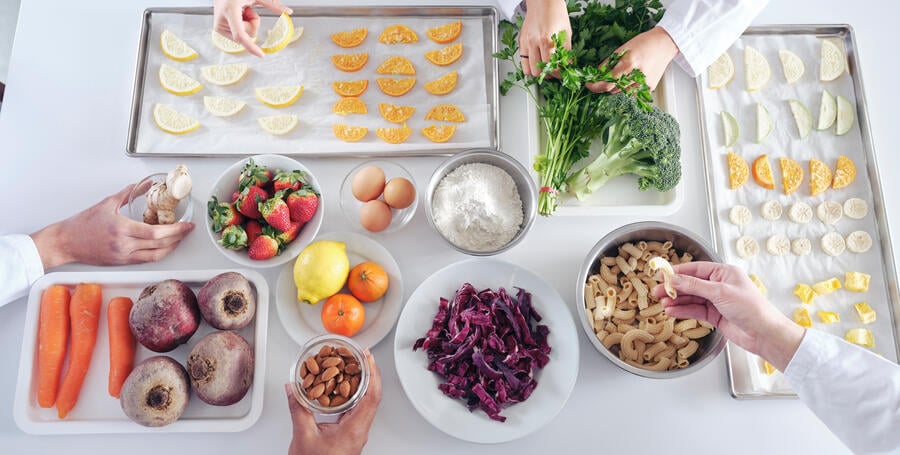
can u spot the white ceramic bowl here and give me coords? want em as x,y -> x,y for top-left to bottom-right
206,154 -> 324,268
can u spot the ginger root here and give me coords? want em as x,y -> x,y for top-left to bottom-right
144,164 -> 192,225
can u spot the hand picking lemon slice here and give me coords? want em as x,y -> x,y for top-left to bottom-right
835,95 -> 854,136
203,96 -> 246,117
820,38 -> 846,82
756,103 -> 771,143
254,85 -> 304,108
260,13 -> 294,54
707,52 -> 734,89
744,46 -> 771,92
159,64 -> 202,96
290,25 -> 305,44
788,99 -> 812,139
153,104 -> 200,134
201,63 -> 249,86
211,30 -> 256,54
160,29 -> 198,62
258,114 -> 299,135
777,49 -> 804,84
817,89 -> 837,131
721,111 -> 739,147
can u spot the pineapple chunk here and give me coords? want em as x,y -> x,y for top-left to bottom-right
793,307 -> 813,328
793,284 -> 817,304
812,277 -> 842,295
854,302 -> 876,324
817,311 -> 840,324
763,361 -> 777,375
845,272 -> 871,292
845,328 -> 875,348
749,274 -> 767,296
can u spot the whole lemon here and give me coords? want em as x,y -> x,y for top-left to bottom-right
293,240 -> 350,305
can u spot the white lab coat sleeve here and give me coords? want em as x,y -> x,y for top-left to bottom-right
784,328 -> 900,454
657,0 -> 769,77
0,234 -> 45,307
496,0 -> 522,20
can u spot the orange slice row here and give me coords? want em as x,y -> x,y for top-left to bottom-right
730,152 -> 856,196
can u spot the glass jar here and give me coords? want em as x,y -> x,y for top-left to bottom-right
290,334 -> 370,417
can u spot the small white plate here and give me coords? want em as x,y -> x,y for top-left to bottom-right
393,259 -> 579,444
275,231 -> 403,349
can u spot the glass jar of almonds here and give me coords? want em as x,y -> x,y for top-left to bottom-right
291,334 -> 370,417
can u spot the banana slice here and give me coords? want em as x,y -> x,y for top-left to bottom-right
760,200 -> 783,221
736,236 -> 760,259
729,205 -> 753,226
821,232 -> 846,256
816,201 -> 843,225
846,231 -> 873,253
788,202 -> 813,224
792,238 -> 812,256
766,234 -> 791,256
844,198 -> 868,219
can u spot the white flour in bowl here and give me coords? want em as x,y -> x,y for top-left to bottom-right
432,163 -> 524,252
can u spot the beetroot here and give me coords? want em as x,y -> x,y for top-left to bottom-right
130,279 -> 200,352
187,331 -> 254,406
197,272 -> 256,330
120,356 -> 190,427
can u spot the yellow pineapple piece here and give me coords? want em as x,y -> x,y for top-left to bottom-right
854,302 -> 876,324
763,361 -> 777,375
812,277 -> 842,295
793,307 -> 813,328
845,328 -> 874,348
817,311 -> 840,324
845,272 -> 871,292
793,284 -> 816,304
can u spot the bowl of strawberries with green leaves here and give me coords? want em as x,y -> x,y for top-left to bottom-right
206,154 -> 323,267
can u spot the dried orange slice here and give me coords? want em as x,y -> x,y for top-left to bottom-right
425,104 -> 466,122
379,24 -> 418,44
331,28 -> 368,48
425,43 -> 463,66
333,97 -> 367,116
332,80 -> 368,97
376,56 -> 416,75
780,157 -> 804,195
727,152 -> 749,190
378,103 -> 416,123
422,124 -> 457,143
426,21 -> 462,44
809,158 -> 833,196
751,154 -> 775,190
376,77 -> 416,97
375,125 -> 412,144
423,70 -> 459,95
332,53 -> 369,72
832,155 -> 856,189
333,124 -> 368,142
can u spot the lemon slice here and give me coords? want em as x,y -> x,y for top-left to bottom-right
203,96 -> 246,117
820,38 -> 846,82
756,103 -> 771,143
788,99 -> 812,139
258,115 -> 299,135
836,95 -> 854,136
778,49 -> 804,84
201,64 -> 249,86
817,89 -> 837,131
721,111 -> 739,147
290,25 -> 305,44
159,64 -> 202,96
254,85 -> 304,108
708,52 -> 734,89
260,13 -> 294,54
153,104 -> 200,134
160,29 -> 198,62
211,30 -> 256,53
744,46 -> 771,91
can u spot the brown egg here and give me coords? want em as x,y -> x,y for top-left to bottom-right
359,200 -> 392,232
351,166 -> 386,202
383,177 -> 416,209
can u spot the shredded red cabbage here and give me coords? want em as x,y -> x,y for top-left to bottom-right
413,283 -> 550,422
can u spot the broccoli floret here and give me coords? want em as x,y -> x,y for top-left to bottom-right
565,93 -> 681,200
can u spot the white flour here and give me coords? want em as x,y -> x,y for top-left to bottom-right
432,163 -> 524,252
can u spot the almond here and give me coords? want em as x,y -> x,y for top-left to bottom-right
339,380 -> 351,398
317,395 -> 331,407
307,383 -> 325,400
321,356 -> 342,368
330,395 -> 348,407
345,363 -> 361,375
305,356 -> 320,375
336,347 -> 354,358
350,375 -> 360,394
299,361 -> 308,377
322,366 -> 341,381
318,345 -> 334,358
302,373 -> 314,389
324,377 -> 336,396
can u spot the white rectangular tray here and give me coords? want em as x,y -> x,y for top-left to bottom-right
13,269 -> 269,434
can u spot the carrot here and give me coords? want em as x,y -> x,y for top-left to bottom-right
107,296 -> 135,398
56,283 -> 102,419
37,285 -> 71,408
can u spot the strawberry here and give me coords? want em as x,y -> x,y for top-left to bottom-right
219,225 -> 248,250
259,196 -> 292,232
238,159 -> 272,190
275,220 -> 304,246
286,189 -> 319,223
207,196 -> 244,233
245,219 -> 264,246
231,191 -> 241,203
236,186 -> 268,219
272,170 -> 308,192
248,234 -> 280,260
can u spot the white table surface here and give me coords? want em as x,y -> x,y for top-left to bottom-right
1,1 -> 898,453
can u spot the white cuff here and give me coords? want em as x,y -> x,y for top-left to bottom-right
783,329 -> 831,385
0,234 -> 45,307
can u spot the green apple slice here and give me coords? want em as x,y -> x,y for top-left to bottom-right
817,90 -> 837,130
778,49 -> 805,84
835,95 -> 854,136
756,103 -> 772,143
721,111 -> 740,147
788,99 -> 813,139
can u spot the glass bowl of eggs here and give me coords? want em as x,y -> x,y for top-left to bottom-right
339,160 -> 418,234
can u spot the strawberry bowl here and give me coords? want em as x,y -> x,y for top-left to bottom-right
205,155 -> 324,268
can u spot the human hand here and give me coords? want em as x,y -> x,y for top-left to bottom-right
286,350 -> 382,455
30,184 -> 195,269
213,0 -> 293,58
586,26 -> 679,93
653,262 -> 804,371
519,0 -> 571,77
